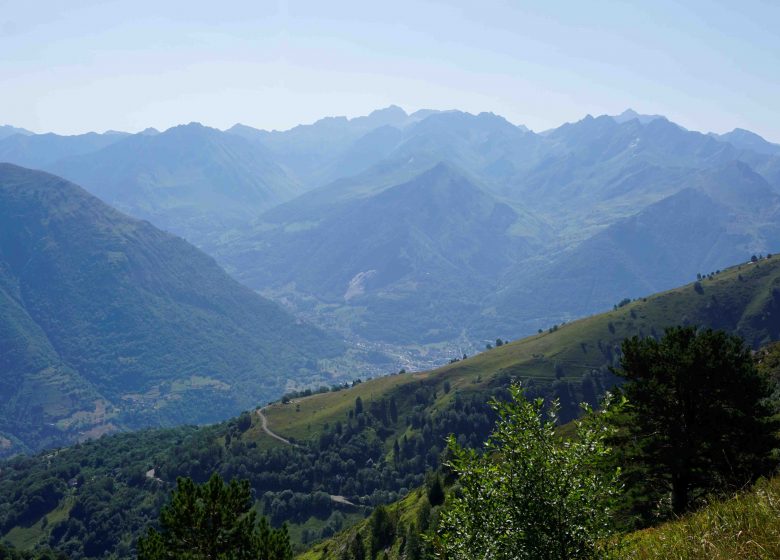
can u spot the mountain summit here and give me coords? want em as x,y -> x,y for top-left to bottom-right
611,108 -> 666,124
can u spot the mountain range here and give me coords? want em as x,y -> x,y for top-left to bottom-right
46,123 -> 302,249
214,109 -> 780,351
2,107 -> 780,362
2,106 -> 780,557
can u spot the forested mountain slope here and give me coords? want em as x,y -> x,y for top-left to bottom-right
0,164 -> 343,456
2,253 -> 779,558
489,161 -> 780,334
216,122 -> 780,350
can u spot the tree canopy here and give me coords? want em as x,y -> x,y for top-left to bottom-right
612,326 -> 779,521
137,473 -> 292,560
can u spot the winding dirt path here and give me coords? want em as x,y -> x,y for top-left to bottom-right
256,408 -> 299,447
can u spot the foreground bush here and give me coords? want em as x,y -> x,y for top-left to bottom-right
433,384 -> 622,560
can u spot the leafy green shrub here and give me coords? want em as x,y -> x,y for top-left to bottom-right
434,384 -> 622,559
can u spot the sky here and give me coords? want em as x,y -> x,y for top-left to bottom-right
1,0 -> 779,141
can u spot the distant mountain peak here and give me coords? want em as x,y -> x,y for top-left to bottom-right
612,108 -> 666,125
0,124 -> 35,140
726,128 -> 776,145
710,127 -> 780,155
176,121 -> 207,130
367,105 -> 407,118
352,105 -> 410,129
407,161 -> 482,193
426,160 -> 459,176
408,109 -> 440,120
691,160 -> 777,213
161,121 -> 220,137
225,122 -> 265,137
476,111 -> 513,125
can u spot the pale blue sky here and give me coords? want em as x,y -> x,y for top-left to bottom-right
2,0 -> 779,140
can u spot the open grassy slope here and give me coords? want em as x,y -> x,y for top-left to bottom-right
286,255 -> 780,559
262,252 -> 780,446
618,475 -> 780,560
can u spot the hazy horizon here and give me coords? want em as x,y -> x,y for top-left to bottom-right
2,1 -> 779,141
3,105 -> 779,146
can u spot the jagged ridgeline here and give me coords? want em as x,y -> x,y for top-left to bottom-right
3,110 -> 780,356
1,254 -> 778,558
0,164 -> 344,456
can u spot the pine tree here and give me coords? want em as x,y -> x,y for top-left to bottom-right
137,473 -> 292,560
426,475 -> 445,507
404,523 -> 422,560
369,505 -> 396,558
389,397 -> 398,424
348,532 -> 365,560
612,327 -> 779,519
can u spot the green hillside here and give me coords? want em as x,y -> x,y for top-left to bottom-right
296,485 -> 433,560
1,252 -> 779,559
0,164 -> 344,456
